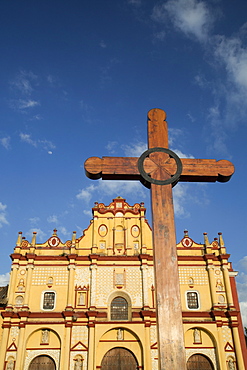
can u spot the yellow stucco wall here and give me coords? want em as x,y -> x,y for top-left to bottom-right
0,198 -> 245,370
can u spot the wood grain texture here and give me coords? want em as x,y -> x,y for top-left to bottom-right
84,108 -> 234,370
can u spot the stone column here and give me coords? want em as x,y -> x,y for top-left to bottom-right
144,324 -> 152,369
207,264 -> 218,308
90,264 -> 97,308
60,325 -> 71,369
87,323 -> 95,369
140,216 -> 147,254
7,265 -> 19,308
216,325 -> 227,370
221,265 -> 234,308
92,216 -> 99,253
107,217 -> 113,256
15,323 -> 26,369
23,263 -> 34,309
232,326 -> 245,370
66,264 -> 76,309
141,264 -> 149,308
0,325 -> 10,367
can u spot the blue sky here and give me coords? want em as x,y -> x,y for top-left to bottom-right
1,0 -> 247,324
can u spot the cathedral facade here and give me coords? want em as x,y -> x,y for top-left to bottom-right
0,197 -> 246,369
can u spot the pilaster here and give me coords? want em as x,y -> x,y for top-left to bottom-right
141,264 -> 149,308
221,265 -> 234,309
66,263 -> 76,310
89,264 -> 98,308
23,262 -> 34,309
206,264 -> 218,308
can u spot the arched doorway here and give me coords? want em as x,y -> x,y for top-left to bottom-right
28,355 -> 56,370
187,354 -> 214,370
101,347 -> 138,370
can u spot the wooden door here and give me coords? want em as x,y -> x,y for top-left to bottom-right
101,347 -> 138,370
29,355 -> 56,370
187,354 -> 214,370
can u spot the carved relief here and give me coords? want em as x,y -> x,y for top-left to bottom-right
193,328 -> 202,344
6,358 -> 15,370
216,279 -> 224,291
74,356 -> 83,370
17,279 -> 25,292
98,224 -> 108,237
117,328 -> 124,340
41,329 -> 50,344
227,357 -> 236,370
131,225 -> 140,238
15,295 -> 23,306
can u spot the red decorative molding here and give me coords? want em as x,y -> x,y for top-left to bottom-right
224,342 -> 234,352
71,341 -> 88,351
7,342 -> 17,351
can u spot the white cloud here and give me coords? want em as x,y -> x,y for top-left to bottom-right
100,40 -> 106,48
26,228 -> 47,241
98,180 -> 146,197
128,0 -> 141,6
76,184 -> 97,202
211,35 -> 247,123
152,0 -> 213,42
236,257 -> 247,326
19,133 -> 56,152
39,139 -> 56,151
18,99 -> 40,109
106,141 -> 118,154
10,70 -> 38,95
83,209 -> 92,217
59,226 -> 69,236
77,180 -> 147,207
29,217 -> 40,225
239,301 -> 247,328
151,1 -> 247,153
20,133 -> 37,147
47,215 -> 58,223
153,30 -> 166,42
172,148 -> 194,159
121,141 -> 147,157
214,36 -> 247,91
30,114 -> 43,121
0,136 -> 11,150
0,272 -> 10,286
0,202 -> 9,228
106,140 -> 147,157
173,183 -> 189,217
236,275 -> 247,326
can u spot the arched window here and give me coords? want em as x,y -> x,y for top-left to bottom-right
111,297 -> 128,320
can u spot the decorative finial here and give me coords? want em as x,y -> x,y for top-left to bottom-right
72,231 -> 77,245
218,232 -> 224,247
16,232 -> 22,246
31,232 -> 37,246
203,232 -> 210,246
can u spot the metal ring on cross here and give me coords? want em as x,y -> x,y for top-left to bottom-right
138,147 -> 182,186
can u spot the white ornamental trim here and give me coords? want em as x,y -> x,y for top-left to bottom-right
186,348 -> 218,369
24,349 -> 60,370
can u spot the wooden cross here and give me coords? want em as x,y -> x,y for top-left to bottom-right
84,108 -> 234,369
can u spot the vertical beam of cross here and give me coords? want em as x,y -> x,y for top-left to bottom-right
148,109 -> 186,368
84,108 -> 234,370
